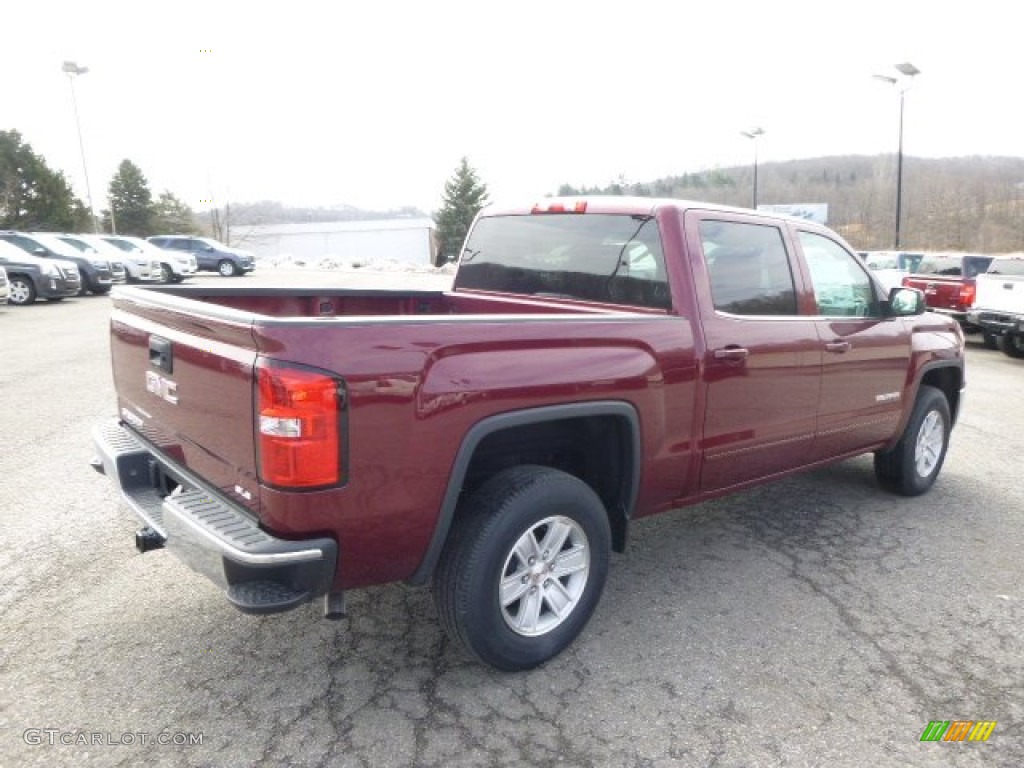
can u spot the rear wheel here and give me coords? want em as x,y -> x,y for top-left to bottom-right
874,385 -> 951,496
8,277 -> 36,305
998,333 -> 1024,359
434,466 -> 611,671
218,259 -> 239,277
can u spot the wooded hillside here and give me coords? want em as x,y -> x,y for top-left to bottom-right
559,155 -> 1024,253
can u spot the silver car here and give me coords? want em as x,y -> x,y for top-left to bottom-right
102,235 -> 197,283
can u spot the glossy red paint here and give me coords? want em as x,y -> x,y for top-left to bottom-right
105,198 -> 964,592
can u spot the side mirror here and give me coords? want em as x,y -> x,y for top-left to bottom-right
33,247 -> 48,256
886,286 -> 925,317
204,245 -> 215,251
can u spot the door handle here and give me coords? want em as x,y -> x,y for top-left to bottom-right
713,346 -> 749,361
825,340 -> 851,354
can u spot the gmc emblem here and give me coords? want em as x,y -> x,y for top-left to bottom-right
145,370 -> 179,404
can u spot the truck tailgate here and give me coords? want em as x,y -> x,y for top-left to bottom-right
902,275 -> 966,313
110,293 -> 260,514
975,273 -> 1024,314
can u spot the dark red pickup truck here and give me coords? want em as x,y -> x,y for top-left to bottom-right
92,197 -> 965,670
900,252 -> 994,336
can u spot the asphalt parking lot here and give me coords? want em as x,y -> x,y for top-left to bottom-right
1,271 -> 1021,767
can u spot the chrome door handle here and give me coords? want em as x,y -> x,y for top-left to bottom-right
825,341 -> 851,353
713,347 -> 749,361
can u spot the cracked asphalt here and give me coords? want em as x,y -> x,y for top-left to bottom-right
1,271 -> 1021,767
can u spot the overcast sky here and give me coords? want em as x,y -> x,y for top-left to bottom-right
2,1 -> 1021,216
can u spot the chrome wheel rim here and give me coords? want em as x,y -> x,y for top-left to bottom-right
914,410 -> 944,477
219,262 -> 233,276
10,281 -> 30,304
499,515 -> 590,637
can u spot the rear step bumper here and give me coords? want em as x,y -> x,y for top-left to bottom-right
91,419 -> 338,615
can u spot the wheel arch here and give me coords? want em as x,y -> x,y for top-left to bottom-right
917,361 -> 963,425
407,401 -> 641,586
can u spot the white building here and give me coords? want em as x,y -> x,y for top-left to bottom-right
237,218 -> 438,266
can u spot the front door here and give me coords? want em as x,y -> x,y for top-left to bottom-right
794,229 -> 911,458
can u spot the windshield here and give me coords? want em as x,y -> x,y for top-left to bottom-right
454,213 -> 670,309
103,237 -> 141,253
31,234 -> 88,258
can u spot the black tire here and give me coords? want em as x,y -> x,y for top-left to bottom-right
218,259 -> 239,277
77,279 -> 89,296
998,333 -> 1024,359
874,385 -> 951,496
92,285 -> 111,295
8,276 -> 36,305
433,466 -> 611,671
159,263 -> 175,283
982,332 -> 999,350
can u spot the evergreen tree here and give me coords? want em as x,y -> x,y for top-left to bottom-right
0,129 -> 89,230
434,157 -> 489,262
151,191 -> 197,234
106,159 -> 153,235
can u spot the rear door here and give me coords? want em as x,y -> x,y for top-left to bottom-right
685,212 -> 821,491
792,229 -> 911,458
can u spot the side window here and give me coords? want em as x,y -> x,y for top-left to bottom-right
699,220 -> 797,315
798,231 -> 878,317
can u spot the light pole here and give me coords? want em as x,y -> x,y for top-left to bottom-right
740,127 -> 765,209
62,60 -> 99,233
873,62 -> 920,249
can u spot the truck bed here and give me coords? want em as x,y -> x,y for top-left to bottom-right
137,285 -> 662,319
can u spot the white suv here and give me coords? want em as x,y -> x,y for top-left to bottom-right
103,235 -> 197,283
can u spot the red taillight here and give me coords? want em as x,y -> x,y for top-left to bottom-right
958,283 -> 976,308
257,364 -> 343,488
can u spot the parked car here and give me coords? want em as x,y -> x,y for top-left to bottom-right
0,265 -> 9,304
103,235 -> 197,283
93,196 -> 964,671
62,234 -> 158,284
900,251 -> 994,333
967,256 -> 1024,357
147,235 -> 255,277
0,239 -> 81,305
0,231 -> 117,295
860,250 -> 918,294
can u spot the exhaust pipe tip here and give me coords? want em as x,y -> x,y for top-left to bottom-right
135,527 -> 165,553
323,592 -> 347,620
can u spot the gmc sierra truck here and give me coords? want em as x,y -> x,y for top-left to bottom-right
91,197 -> 965,670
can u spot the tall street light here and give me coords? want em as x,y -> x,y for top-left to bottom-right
740,127 -> 765,209
873,62 -> 920,249
62,60 -> 99,233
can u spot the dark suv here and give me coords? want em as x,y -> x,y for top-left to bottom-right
0,239 -> 81,304
147,235 -> 255,277
0,231 -> 118,295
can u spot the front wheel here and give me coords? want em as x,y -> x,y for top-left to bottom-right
8,277 -> 36,305
874,385 -> 951,496
434,466 -> 611,671
159,263 -> 175,283
218,259 -> 239,277
982,331 -> 998,350
998,333 -> 1024,359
